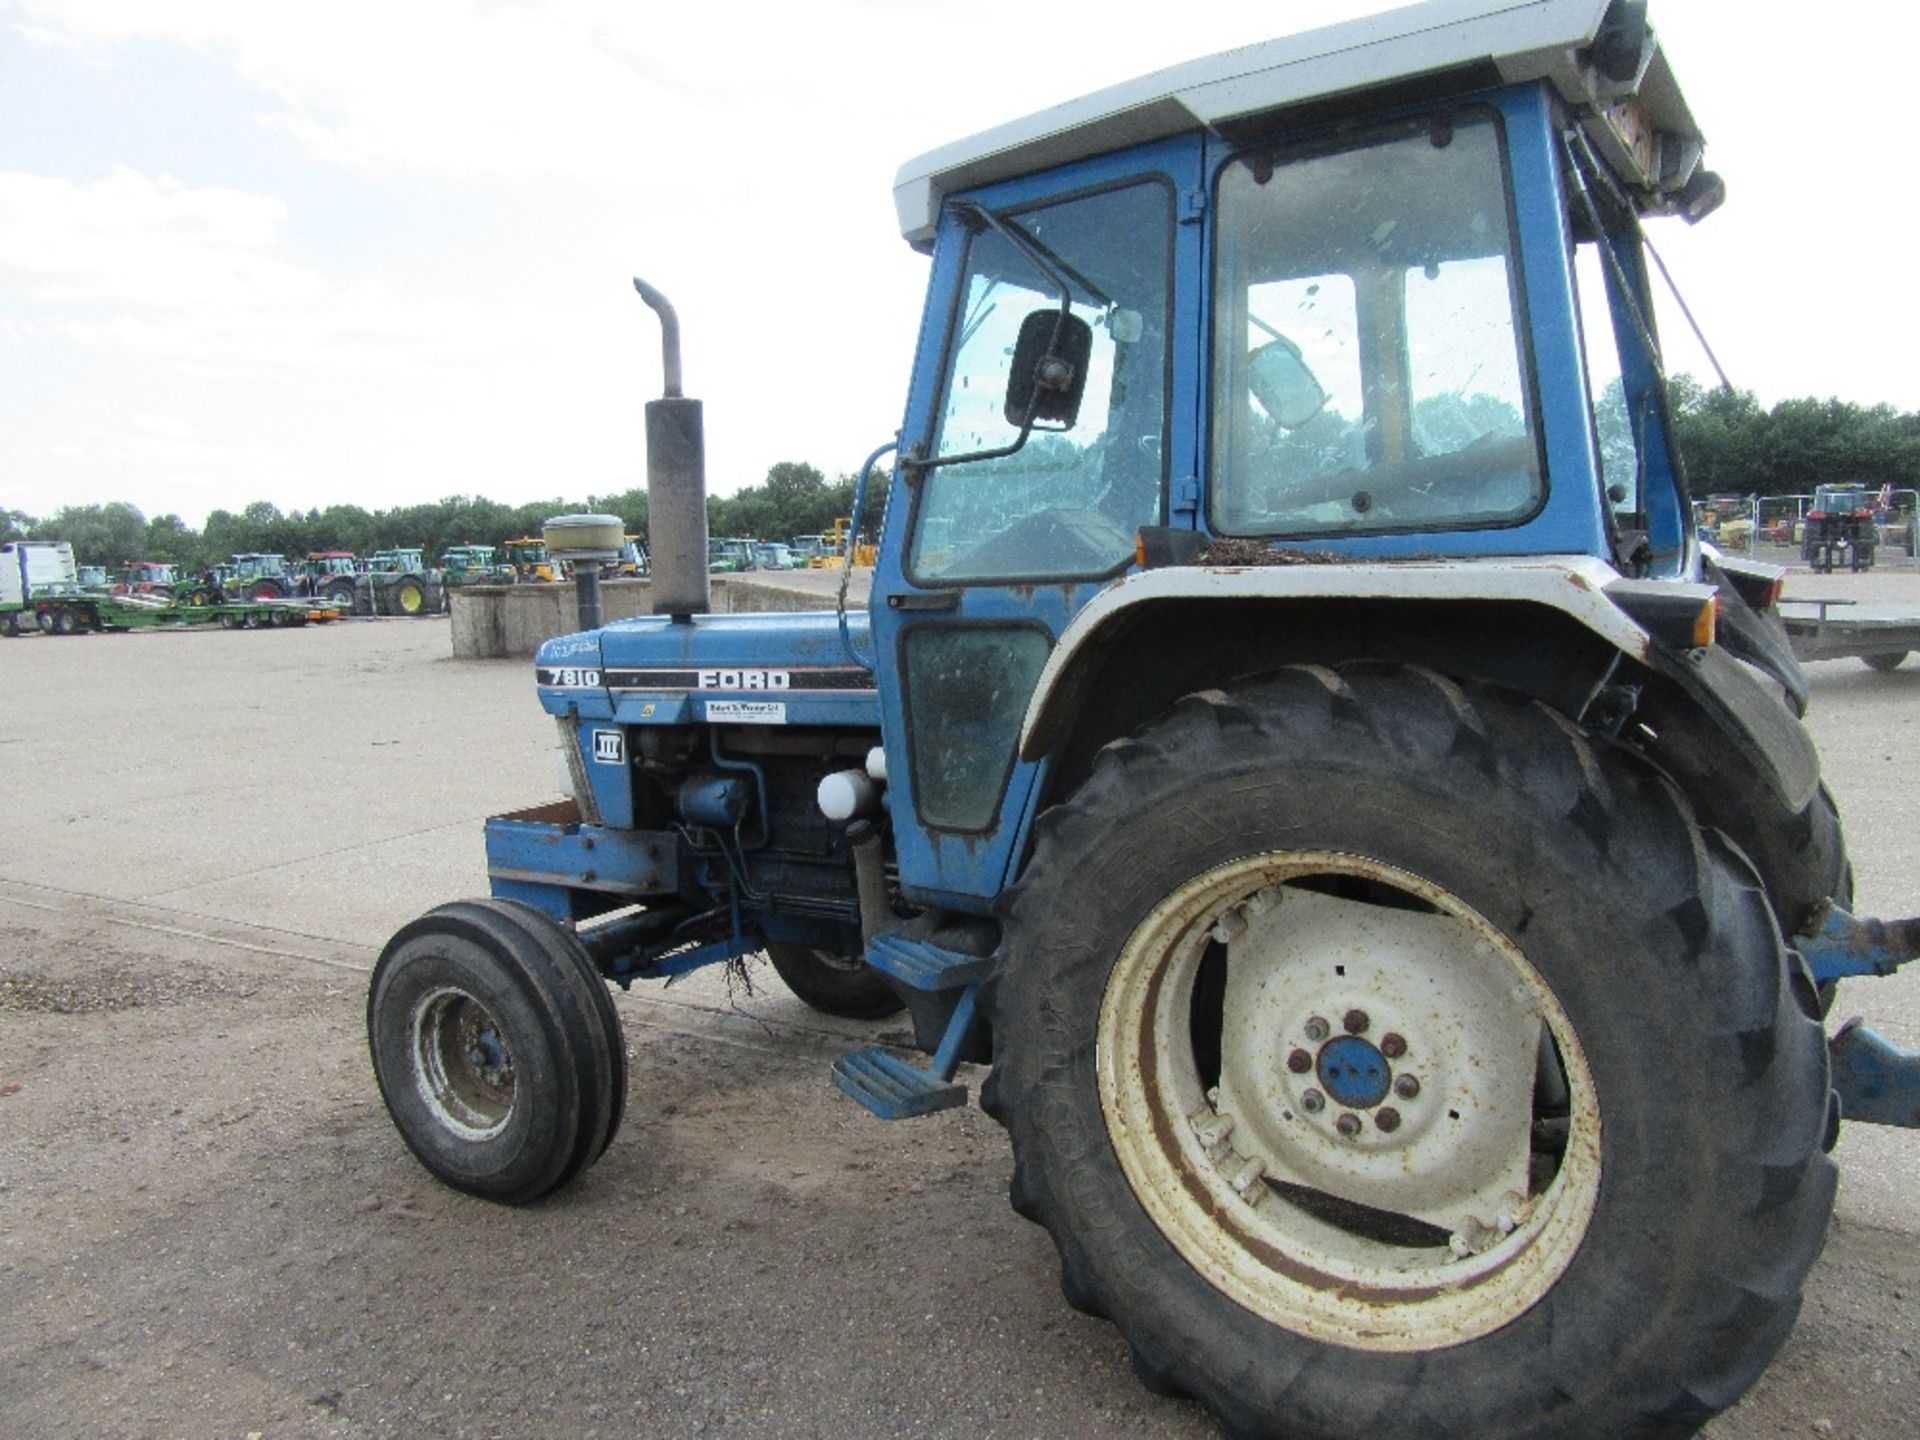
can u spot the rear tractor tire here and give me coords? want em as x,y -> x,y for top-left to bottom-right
984,665 -> 1836,1440
367,898 -> 627,1203
765,943 -> 904,1020
393,575 -> 428,616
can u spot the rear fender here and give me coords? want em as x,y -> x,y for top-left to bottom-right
1013,557 -> 1830,919
1020,557 -> 1661,762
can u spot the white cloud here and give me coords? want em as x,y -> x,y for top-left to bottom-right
0,165 -> 549,383
129,413 -> 198,440
0,167 -> 313,309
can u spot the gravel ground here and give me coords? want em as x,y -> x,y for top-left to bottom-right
2,575 -> 1918,1440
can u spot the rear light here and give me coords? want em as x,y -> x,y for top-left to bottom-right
1694,598 -> 1718,649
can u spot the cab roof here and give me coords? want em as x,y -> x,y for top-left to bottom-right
894,0 -> 1703,249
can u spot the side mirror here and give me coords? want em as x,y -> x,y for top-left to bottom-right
1248,336 -> 1328,431
1005,309 -> 1093,430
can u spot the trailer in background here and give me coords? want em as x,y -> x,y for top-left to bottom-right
1782,597 -> 1920,671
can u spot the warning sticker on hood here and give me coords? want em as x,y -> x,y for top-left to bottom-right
704,700 -> 787,725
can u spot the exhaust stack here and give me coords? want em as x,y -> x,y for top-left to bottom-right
633,277 -> 709,624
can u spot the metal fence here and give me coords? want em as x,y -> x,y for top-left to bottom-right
1692,489 -> 1920,568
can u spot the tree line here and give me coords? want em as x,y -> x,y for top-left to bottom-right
1,461 -> 885,573
8,383 -> 1919,570
1660,378 -> 1920,498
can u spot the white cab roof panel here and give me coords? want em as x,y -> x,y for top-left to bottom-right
895,0 -> 1701,247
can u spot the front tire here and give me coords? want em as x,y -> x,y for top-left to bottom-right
765,943 -> 904,1019
984,666 -> 1835,1439
368,899 -> 627,1203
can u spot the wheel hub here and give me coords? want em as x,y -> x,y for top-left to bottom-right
1315,1035 -> 1391,1109
412,987 -> 516,1141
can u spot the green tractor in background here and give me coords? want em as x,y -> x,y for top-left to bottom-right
440,544 -> 508,588
363,548 -> 443,616
287,551 -> 362,607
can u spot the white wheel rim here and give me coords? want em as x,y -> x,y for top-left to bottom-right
411,986 -> 516,1141
1098,852 -> 1601,1352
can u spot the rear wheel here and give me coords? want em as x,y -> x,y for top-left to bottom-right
1863,651 -> 1908,672
393,575 -> 428,615
984,666 -> 1835,1440
51,607 -> 77,635
766,943 -> 903,1019
368,899 -> 626,1203
324,579 -> 355,609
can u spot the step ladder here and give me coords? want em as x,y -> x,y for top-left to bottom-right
830,934 -> 992,1119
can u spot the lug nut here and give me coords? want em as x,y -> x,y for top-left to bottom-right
1335,1113 -> 1362,1138
1343,1009 -> 1370,1035
1303,1016 -> 1330,1043
1394,1074 -> 1421,1100
1287,1049 -> 1313,1074
1301,1089 -> 1325,1113
1380,1032 -> 1407,1059
1376,1107 -> 1402,1133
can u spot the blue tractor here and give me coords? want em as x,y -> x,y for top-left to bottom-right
367,3 -> 1919,1434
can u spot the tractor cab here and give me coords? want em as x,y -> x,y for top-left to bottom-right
302,551 -> 359,578
363,548 -> 426,575
440,545 -> 503,583
115,561 -> 178,595
864,0 -> 1723,900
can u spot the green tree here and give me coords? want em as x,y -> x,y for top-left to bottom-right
30,502 -> 151,569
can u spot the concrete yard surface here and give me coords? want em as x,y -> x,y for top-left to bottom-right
2,591 -> 1919,1438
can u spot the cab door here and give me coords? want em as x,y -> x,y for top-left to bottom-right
870,134 -> 1204,911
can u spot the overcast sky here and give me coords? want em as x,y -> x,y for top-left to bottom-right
3,0 -> 1915,528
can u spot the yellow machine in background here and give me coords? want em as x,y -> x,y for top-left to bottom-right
502,538 -> 557,583
806,516 -> 876,568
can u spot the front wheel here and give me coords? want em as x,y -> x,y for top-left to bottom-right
1863,651 -> 1908,672
985,666 -> 1835,1439
367,899 -> 627,1203
765,943 -> 903,1019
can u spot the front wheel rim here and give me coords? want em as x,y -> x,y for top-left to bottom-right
410,986 -> 516,1140
1098,851 -> 1601,1353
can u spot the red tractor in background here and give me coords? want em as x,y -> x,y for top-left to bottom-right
1802,483 -> 1886,572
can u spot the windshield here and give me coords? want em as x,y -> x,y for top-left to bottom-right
911,179 -> 1172,582
1211,112 -> 1541,538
